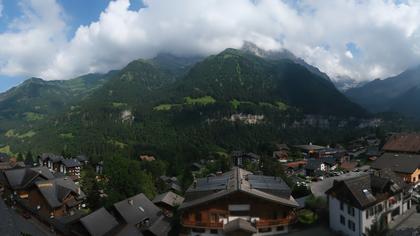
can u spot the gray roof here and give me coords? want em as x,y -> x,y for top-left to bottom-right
4,166 -> 54,190
39,153 -> 64,163
153,191 -> 184,208
294,144 -> 325,151
113,193 -> 161,225
76,155 -> 88,162
305,159 -> 322,170
61,159 -> 81,168
179,167 -> 298,210
80,208 -> 119,236
326,172 -> 404,209
114,225 -> 144,236
146,215 -> 172,236
223,218 -> 257,234
371,153 -> 420,174
35,177 -> 85,208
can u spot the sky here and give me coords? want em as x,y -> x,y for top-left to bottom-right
1,0 -> 420,92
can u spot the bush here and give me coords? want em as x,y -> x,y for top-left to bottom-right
298,209 -> 318,224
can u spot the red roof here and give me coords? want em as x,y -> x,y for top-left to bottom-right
382,133 -> 420,153
285,160 -> 307,168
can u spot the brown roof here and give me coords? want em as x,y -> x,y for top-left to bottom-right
382,133 -> 420,153
371,153 -> 420,174
340,161 -> 358,171
139,155 -> 155,161
285,160 -> 307,169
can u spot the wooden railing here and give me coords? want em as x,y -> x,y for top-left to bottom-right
255,212 -> 297,227
181,220 -> 224,228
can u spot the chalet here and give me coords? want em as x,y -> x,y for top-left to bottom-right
294,143 -> 325,158
59,159 -> 82,180
273,144 -> 289,162
305,158 -> 337,177
153,191 -> 185,216
113,193 -> 172,235
38,153 -> 64,172
231,151 -> 260,167
283,160 -> 307,175
0,157 -> 25,171
3,166 -> 55,198
382,133 -> 420,154
179,167 -> 299,235
76,155 -> 89,166
159,175 -> 182,193
326,170 -> 410,236
95,161 -> 104,175
76,207 -> 119,236
371,153 -> 420,185
28,177 -> 85,219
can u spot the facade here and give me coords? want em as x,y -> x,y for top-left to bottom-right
38,153 -> 64,172
153,191 -> 185,216
179,167 -> 298,236
59,158 -> 82,180
326,170 -> 410,236
371,153 -> 420,185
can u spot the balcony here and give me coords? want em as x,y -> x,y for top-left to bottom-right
181,220 -> 224,229
255,212 -> 297,227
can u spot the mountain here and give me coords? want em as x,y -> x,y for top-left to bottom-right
241,41 -> 331,82
332,76 -> 366,92
164,48 -> 366,117
345,65 -> 420,115
149,53 -> 203,77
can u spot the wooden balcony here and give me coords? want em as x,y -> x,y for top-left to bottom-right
255,212 -> 297,227
181,220 -> 224,229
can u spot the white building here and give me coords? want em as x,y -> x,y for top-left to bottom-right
326,170 -> 411,236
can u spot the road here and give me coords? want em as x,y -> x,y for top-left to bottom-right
0,197 -> 56,236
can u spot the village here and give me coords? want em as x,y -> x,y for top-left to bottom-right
1,132 -> 420,236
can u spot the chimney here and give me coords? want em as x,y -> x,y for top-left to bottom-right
128,199 -> 134,205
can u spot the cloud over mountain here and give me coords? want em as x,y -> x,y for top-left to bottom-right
2,0 -> 420,81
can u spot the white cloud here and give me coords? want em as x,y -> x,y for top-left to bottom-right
2,0 -> 420,81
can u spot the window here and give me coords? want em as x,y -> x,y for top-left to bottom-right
365,210 -> 369,219
340,201 -> 344,211
348,220 -> 355,231
348,206 -> 355,216
340,215 -> 345,225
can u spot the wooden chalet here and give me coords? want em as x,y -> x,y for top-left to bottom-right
179,167 -> 298,236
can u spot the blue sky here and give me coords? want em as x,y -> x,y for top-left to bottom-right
0,0 -> 142,92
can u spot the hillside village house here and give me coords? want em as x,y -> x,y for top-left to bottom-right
179,167 -> 298,236
305,158 -> 337,177
38,153 -> 64,172
382,133 -> 420,154
294,143 -> 326,158
3,167 -> 85,219
59,159 -> 82,181
371,153 -> 420,185
326,170 -> 410,236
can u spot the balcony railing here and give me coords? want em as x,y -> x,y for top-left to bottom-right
181,220 -> 224,228
255,212 -> 297,227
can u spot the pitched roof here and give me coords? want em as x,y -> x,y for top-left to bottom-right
179,167 -> 298,210
371,153 -> 420,174
382,133 -> 420,153
80,208 -> 119,236
76,155 -> 88,162
61,159 -> 81,168
113,193 -> 161,225
4,166 -> 54,190
294,144 -> 325,151
39,153 -> 64,163
35,177 -> 85,208
146,215 -> 172,236
326,173 -> 404,209
153,191 -> 184,208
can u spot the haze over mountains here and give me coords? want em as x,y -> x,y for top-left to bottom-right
345,65 -> 420,118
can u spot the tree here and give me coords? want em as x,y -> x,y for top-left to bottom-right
17,153 -> 24,161
366,216 -> 389,236
24,151 -> 34,166
80,165 -> 101,210
102,157 -> 157,207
